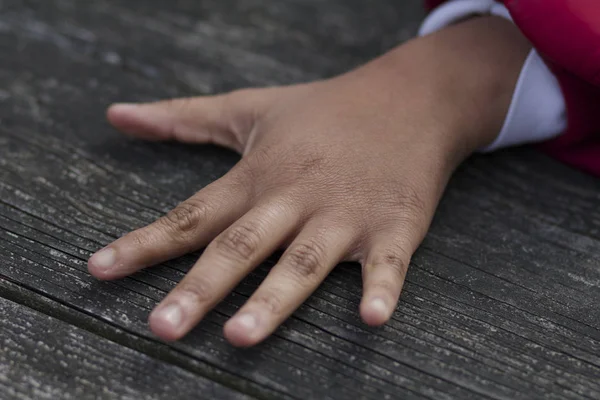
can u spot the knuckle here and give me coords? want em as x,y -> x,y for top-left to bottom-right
379,248 -> 411,279
249,291 -> 284,316
161,197 -> 212,235
215,223 -> 262,260
396,185 -> 428,218
176,277 -> 214,304
375,185 -> 429,236
228,170 -> 256,199
284,239 -> 327,281
247,146 -> 276,169
291,145 -> 332,178
236,147 -> 275,184
297,153 -> 328,176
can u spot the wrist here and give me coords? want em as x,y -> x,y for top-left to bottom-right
414,16 -> 531,157
349,15 -> 531,166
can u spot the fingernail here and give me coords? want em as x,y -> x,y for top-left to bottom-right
370,297 -> 389,318
90,248 -> 117,272
153,303 -> 184,329
233,314 -> 258,332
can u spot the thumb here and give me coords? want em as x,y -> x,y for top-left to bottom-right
106,89 -> 273,153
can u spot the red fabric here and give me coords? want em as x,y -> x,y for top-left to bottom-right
424,0 -> 600,176
424,0 -> 445,8
506,0 -> 600,87
539,67 -> 600,176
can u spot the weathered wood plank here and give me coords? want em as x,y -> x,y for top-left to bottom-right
1,0 -> 600,399
0,296 -> 252,400
0,278 -> 291,400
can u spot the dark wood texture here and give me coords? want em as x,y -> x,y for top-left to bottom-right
1,0 -> 599,399
0,296 -> 250,400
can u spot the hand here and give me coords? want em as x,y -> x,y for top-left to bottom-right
88,16 -> 530,346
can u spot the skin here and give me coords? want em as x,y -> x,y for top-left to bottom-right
88,16 -> 531,347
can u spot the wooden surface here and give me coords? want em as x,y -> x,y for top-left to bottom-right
1,0 -> 600,399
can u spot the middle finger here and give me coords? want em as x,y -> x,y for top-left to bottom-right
149,199 -> 301,341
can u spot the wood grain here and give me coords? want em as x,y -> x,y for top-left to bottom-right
1,0 -> 599,399
0,296 -> 251,400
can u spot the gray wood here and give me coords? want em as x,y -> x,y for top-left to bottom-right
1,0 -> 599,399
0,296 -> 252,400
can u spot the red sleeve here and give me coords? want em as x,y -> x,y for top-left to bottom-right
424,0 -> 600,175
424,0 -> 447,10
425,0 -> 600,88
501,0 -> 600,175
506,0 -> 600,88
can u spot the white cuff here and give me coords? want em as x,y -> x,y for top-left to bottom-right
419,0 -> 567,152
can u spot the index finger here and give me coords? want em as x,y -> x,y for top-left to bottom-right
88,170 -> 252,280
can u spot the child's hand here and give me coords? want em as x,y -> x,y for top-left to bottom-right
88,16 -> 530,346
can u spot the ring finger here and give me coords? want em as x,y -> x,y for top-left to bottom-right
224,217 -> 356,347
